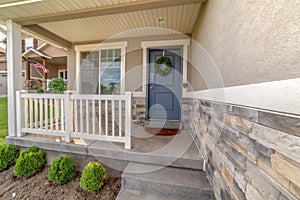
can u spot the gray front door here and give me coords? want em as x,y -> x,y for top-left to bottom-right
147,49 -> 182,121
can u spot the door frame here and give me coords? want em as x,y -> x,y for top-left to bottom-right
146,47 -> 183,121
140,39 -> 190,98
141,39 -> 190,121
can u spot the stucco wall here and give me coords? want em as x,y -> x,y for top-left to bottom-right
190,0 -> 300,89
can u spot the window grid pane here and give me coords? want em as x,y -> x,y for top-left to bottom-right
100,48 -> 121,95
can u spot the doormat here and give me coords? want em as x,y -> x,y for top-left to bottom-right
145,128 -> 181,136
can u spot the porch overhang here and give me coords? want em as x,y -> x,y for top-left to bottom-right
0,0 -> 207,48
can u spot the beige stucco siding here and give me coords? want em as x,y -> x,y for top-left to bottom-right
190,0 -> 300,90
125,49 -> 143,91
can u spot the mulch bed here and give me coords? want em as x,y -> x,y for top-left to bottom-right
145,128 -> 181,136
0,166 -> 121,200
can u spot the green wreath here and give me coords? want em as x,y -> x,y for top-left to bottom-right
154,56 -> 172,76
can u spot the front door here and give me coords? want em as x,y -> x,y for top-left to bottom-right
147,48 -> 182,121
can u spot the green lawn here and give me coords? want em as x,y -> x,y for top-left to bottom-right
0,97 -> 8,145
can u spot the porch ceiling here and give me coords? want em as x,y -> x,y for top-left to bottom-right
0,0 -> 206,47
38,3 -> 202,43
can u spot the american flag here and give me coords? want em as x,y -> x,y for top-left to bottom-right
28,59 -> 49,73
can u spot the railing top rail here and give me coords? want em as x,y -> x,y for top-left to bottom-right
71,94 -> 130,101
21,93 -> 65,99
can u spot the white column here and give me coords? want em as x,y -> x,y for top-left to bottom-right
6,19 -> 22,137
67,46 -> 76,91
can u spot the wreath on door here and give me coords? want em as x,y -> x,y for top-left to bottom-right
154,56 -> 172,76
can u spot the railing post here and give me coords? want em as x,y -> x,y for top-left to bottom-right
64,91 -> 73,143
125,92 -> 132,149
16,90 -> 26,137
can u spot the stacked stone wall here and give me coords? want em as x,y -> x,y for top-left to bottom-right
182,98 -> 300,200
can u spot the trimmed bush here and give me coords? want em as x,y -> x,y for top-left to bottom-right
80,162 -> 106,192
48,78 -> 66,94
48,156 -> 77,185
0,144 -> 19,171
13,146 -> 47,177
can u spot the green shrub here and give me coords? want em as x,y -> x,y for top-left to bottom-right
48,156 -> 77,185
36,88 -> 44,93
13,146 -> 46,177
48,78 -> 66,94
0,144 -> 19,171
80,162 -> 107,192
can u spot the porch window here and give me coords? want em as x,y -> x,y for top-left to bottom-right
77,41 -> 127,94
80,51 -> 99,94
100,49 -> 121,95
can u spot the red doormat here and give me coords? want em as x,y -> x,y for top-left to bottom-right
145,128 -> 181,136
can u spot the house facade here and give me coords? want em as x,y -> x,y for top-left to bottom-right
1,0 -> 299,199
0,35 -> 67,93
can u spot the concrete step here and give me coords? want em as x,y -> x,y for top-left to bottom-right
117,188 -> 185,200
120,162 -> 213,200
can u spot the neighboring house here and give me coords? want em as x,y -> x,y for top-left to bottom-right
1,1 -> 299,200
0,36 -> 67,93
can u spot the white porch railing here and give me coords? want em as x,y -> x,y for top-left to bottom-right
16,91 -> 132,149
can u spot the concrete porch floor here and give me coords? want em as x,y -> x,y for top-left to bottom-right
6,125 -> 203,173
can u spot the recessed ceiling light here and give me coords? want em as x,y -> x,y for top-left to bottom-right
0,0 -> 42,8
157,17 -> 165,24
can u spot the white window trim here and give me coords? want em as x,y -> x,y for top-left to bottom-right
58,69 -> 67,79
138,39 -> 190,97
75,41 -> 127,94
25,37 -> 34,50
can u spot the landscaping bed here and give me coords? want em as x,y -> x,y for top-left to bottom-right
0,166 -> 121,200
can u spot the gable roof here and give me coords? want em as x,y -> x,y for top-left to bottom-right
22,48 -> 52,59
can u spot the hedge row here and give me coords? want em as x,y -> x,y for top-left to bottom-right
0,144 -> 107,192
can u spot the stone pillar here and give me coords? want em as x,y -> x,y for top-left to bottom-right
6,19 -> 22,137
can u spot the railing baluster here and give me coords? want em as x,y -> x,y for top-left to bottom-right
92,99 -> 95,135
55,99 -> 59,131
29,98 -> 33,129
60,99 -> 64,132
24,98 -> 28,129
99,99 -> 102,135
44,98 -> 48,131
50,99 -> 53,130
119,100 -> 122,137
80,100 -> 83,134
86,100 -> 89,134
39,98 -> 43,130
34,98 -> 38,129
105,100 -> 108,136
112,100 -> 115,137
74,100 -> 78,133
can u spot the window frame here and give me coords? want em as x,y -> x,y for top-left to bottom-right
75,42 -> 127,95
25,37 -> 34,50
58,69 -> 68,80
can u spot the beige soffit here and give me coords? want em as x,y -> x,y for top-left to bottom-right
38,3 -> 202,43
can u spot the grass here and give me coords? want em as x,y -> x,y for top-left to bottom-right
0,97 -> 8,145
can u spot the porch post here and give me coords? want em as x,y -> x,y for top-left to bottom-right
67,47 -> 76,91
6,19 -> 22,137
